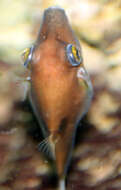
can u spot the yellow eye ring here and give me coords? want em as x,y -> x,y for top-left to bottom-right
72,46 -> 81,62
21,46 -> 34,68
22,48 -> 31,61
66,44 -> 82,66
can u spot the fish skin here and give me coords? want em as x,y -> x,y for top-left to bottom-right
29,6 -> 93,189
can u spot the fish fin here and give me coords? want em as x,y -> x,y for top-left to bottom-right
77,67 -> 93,118
58,177 -> 66,190
38,137 -> 53,159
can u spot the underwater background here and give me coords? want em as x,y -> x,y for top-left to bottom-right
0,0 -> 121,189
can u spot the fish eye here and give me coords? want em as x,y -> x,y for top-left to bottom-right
66,44 -> 83,66
22,46 -> 34,68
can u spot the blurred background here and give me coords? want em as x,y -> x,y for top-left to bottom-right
0,0 -> 121,190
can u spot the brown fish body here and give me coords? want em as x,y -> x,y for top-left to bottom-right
29,7 -> 93,189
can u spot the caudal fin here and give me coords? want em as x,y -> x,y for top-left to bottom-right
58,177 -> 66,190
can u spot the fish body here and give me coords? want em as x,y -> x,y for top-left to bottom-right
25,7 -> 93,190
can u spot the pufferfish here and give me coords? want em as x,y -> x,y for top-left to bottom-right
22,6 -> 93,190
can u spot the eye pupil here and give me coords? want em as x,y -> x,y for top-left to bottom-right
76,50 -> 81,61
66,44 -> 82,66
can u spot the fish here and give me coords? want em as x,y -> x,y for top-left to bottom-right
22,6 -> 93,190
